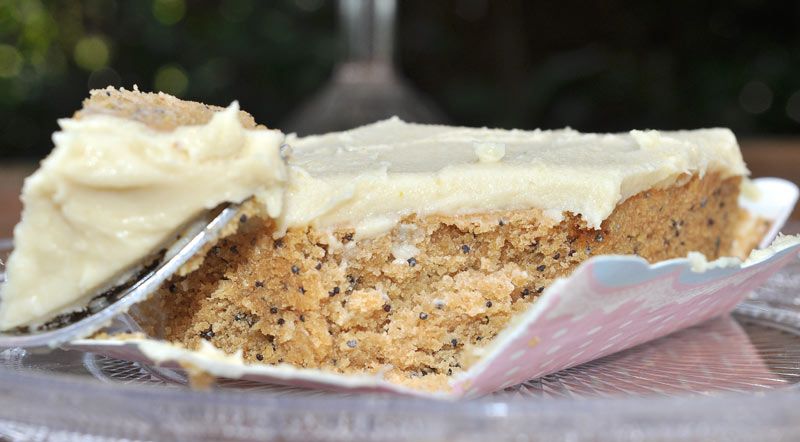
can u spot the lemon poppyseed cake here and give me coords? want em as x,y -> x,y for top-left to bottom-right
0,89 -> 762,392
134,117 -> 758,391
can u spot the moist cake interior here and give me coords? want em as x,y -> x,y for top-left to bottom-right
136,172 -> 754,392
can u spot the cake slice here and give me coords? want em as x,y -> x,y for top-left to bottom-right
133,117 -> 758,392
0,89 -> 761,392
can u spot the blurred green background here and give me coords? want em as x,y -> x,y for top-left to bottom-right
1,0 -> 799,160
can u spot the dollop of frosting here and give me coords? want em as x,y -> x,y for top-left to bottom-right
0,103 -> 286,329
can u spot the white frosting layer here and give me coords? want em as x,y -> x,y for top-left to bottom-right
0,104 -> 286,329
0,115 -> 749,330
279,118 -> 748,237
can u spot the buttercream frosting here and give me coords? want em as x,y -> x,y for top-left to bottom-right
279,117 -> 748,237
0,103 -> 286,329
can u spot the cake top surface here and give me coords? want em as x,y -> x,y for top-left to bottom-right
0,88 -> 286,330
279,117 -> 748,236
289,117 -> 746,177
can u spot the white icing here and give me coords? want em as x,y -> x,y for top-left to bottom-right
543,209 -> 565,223
391,244 -> 420,264
0,104 -> 286,329
687,252 -> 741,273
685,234 -> 799,272
741,177 -> 761,201
744,234 -> 800,266
474,142 -> 506,163
281,118 -> 748,237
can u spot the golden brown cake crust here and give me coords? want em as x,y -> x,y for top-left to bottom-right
74,86 -> 260,131
135,172 -> 746,392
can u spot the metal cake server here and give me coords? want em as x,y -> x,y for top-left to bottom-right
0,203 -> 240,349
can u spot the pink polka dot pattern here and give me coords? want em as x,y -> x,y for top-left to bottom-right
501,315 -> 791,398
452,242 -> 800,398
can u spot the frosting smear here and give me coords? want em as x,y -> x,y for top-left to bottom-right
0,103 -> 286,329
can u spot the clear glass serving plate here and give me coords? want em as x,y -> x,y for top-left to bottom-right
1,242 -> 800,441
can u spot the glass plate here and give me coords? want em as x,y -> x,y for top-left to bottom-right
1,245 -> 800,440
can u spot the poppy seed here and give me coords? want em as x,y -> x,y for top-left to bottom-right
199,328 -> 214,340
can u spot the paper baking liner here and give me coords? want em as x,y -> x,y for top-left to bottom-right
68,177 -> 800,399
